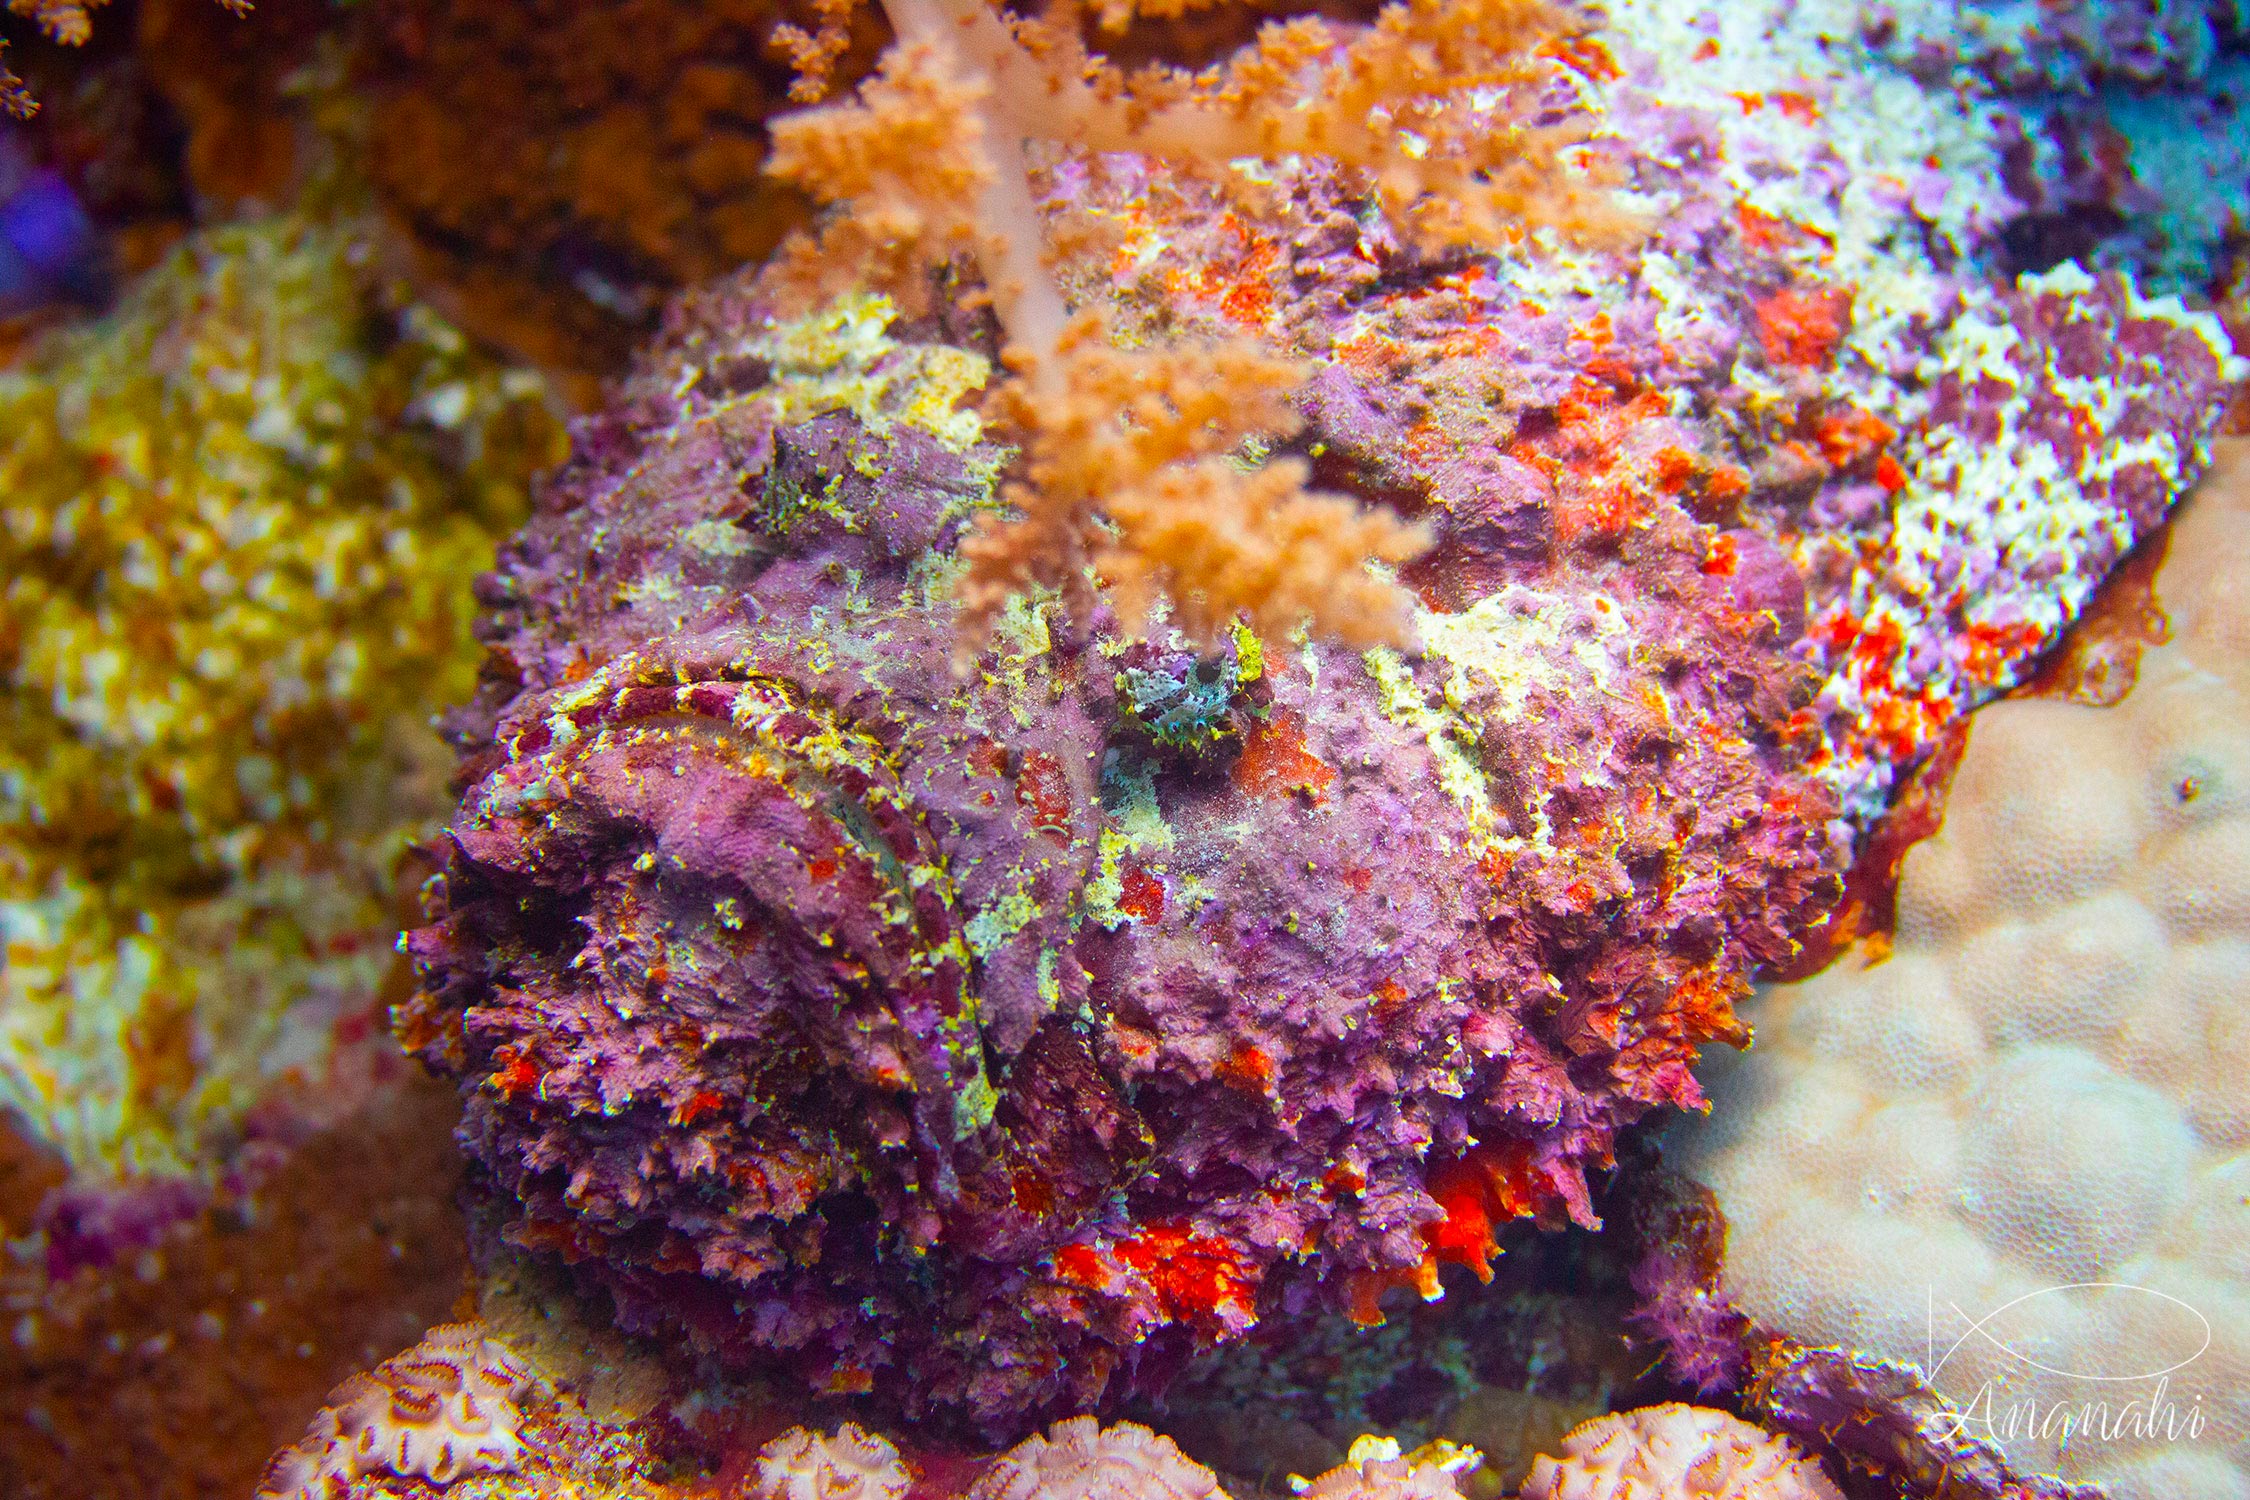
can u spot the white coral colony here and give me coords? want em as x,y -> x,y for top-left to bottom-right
966,1417 -> 1229,1500
752,1424 -> 913,1500
1518,1404 -> 1842,1500
1294,1435 -> 1478,1500
1672,442 -> 2250,1498
255,1323 -> 534,1499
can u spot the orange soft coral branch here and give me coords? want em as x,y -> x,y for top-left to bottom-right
765,33 -> 1069,346
766,0 -> 1625,648
1212,0 -> 1625,248
3,0 -> 250,117
1,46 -> 27,117
770,0 -> 866,103
957,311 -> 1429,646
765,40 -> 996,312
955,309 -> 1298,636
886,0 -> 1624,253
1104,458 -> 1429,645
991,311 -> 1306,489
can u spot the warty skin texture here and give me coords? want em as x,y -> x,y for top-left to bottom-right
398,0 -> 2241,1428
398,278 -> 1843,1428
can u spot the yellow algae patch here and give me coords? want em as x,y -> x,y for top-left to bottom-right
1415,585 -> 1631,719
1364,645 -> 1499,854
965,886 -> 1045,960
1084,761 -> 1176,930
1367,585 -> 1634,854
0,211 -> 561,1180
738,294 -> 991,453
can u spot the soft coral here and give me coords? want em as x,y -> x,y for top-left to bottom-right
762,0 -> 1632,649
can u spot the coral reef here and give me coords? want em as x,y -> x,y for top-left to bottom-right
1517,1403 -> 1842,1500
257,1322 -> 536,1499
8,0 -> 2247,1494
752,1423 -> 911,1500
0,204 -> 561,1189
1668,440 -> 2250,1496
396,0 -> 2243,1434
1622,1170 -> 2104,1500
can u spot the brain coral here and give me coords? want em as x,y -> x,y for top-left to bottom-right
966,1417 -> 1225,1500
753,1423 -> 911,1500
1518,1404 -> 1842,1500
0,207 -> 559,1188
255,1321 -> 536,1500
1671,440 -> 2250,1498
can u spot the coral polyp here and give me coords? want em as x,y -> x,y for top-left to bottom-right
1519,1404 -> 1843,1500
257,1322 -> 536,1500
752,1424 -> 913,1500
964,1417 -> 1227,1500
